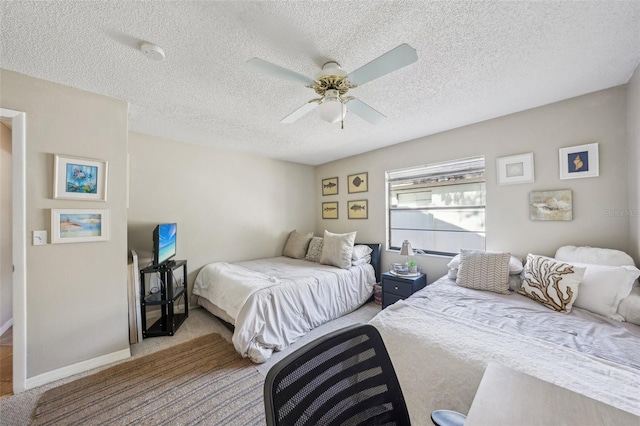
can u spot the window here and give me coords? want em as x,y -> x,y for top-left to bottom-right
386,156 -> 486,256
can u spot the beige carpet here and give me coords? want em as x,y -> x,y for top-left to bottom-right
32,333 -> 264,426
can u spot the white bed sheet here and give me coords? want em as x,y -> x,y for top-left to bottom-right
194,256 -> 375,363
369,276 -> 640,425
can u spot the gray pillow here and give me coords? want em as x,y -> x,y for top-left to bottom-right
456,249 -> 511,294
282,230 -> 313,259
305,237 -> 324,262
320,230 -> 356,269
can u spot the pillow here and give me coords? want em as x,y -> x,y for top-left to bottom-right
282,230 -> 313,259
617,286 -> 640,326
305,237 -> 324,262
456,249 -> 511,294
352,244 -> 373,260
320,230 -> 357,269
447,251 -> 523,275
562,261 -> 640,320
449,268 -> 523,292
555,245 -> 636,267
351,255 -> 372,266
519,254 -> 585,313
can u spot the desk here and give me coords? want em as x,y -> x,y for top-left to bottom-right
465,363 -> 640,425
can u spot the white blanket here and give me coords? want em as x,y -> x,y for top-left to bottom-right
369,277 -> 640,425
194,256 -> 375,363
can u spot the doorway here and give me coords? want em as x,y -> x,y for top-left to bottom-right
0,119 -> 12,397
0,108 -> 26,394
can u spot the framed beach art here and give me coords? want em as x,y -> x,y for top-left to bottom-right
322,202 -> 338,219
559,143 -> 599,180
496,153 -> 534,185
51,209 -> 109,243
322,177 -> 338,196
348,200 -> 368,219
54,154 -> 108,201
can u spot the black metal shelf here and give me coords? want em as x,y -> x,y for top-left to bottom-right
140,260 -> 188,338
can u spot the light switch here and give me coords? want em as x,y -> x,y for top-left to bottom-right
33,230 -> 47,246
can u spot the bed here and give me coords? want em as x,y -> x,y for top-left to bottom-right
194,234 -> 381,363
369,247 -> 640,424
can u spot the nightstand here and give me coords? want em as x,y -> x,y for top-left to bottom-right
381,271 -> 427,309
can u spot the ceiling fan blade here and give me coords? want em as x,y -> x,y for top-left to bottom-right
281,101 -> 319,123
347,44 -> 418,86
246,58 -> 315,86
345,98 -> 386,124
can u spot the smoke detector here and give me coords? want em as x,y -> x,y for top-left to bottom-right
140,42 -> 165,61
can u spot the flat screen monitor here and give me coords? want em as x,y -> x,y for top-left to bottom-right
153,223 -> 177,266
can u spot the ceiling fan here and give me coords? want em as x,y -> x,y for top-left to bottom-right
246,44 -> 418,128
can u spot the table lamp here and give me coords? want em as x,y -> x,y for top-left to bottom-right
400,240 -> 414,267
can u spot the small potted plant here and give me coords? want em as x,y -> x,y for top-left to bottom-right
408,260 -> 418,274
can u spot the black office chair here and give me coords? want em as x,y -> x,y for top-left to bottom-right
264,324 -> 411,426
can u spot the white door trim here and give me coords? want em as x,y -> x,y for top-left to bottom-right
1,108 -> 27,393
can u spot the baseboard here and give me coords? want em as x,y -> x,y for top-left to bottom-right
0,318 -> 13,336
25,347 -> 131,390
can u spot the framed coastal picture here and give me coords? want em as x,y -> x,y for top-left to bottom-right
529,190 -> 572,221
51,209 -> 109,243
496,153 -> 534,185
54,154 -> 108,201
348,172 -> 368,193
559,143 -> 599,180
348,199 -> 368,219
322,202 -> 338,219
322,177 -> 338,196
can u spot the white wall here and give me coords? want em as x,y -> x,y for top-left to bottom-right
0,69 -> 130,378
628,63 -> 640,265
127,132 -> 316,300
0,122 -> 12,330
316,86 -> 631,282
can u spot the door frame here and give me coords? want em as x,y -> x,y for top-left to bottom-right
1,108 -> 27,393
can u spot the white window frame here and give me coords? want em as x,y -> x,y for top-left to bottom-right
386,156 -> 486,256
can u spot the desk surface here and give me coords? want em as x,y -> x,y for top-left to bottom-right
465,363 -> 640,426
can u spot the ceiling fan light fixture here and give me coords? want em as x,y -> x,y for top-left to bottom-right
318,89 -> 345,123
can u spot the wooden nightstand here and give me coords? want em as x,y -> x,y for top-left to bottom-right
381,271 -> 427,309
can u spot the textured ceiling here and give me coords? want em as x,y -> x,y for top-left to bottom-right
1,1 -> 639,165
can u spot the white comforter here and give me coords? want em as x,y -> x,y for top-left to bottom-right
369,276 -> 640,425
194,256 -> 375,363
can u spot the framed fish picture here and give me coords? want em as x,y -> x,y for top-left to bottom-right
322,177 -> 338,196
53,154 -> 108,201
348,200 -> 368,219
51,209 -> 109,243
322,202 -> 338,219
348,172 -> 368,193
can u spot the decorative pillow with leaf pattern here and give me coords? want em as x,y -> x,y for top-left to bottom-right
519,254 -> 586,313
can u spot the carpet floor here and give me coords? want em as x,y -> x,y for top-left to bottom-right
32,333 -> 264,426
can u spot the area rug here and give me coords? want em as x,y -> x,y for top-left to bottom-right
32,334 -> 265,425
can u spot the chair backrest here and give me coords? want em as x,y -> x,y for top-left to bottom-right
264,324 -> 411,426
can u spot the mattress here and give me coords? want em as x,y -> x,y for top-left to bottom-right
369,276 -> 640,424
194,256 -> 376,362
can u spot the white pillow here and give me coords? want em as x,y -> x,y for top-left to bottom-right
555,245 -> 636,267
617,286 -> 640,326
282,230 -> 313,259
456,250 -> 511,294
448,268 -> 523,292
351,255 -> 372,266
447,251 -> 523,275
563,261 -> 640,321
352,244 -> 373,260
320,230 -> 356,269
519,254 -> 585,313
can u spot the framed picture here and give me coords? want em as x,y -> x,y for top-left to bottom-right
348,199 -> 368,219
54,154 -> 108,201
496,153 -> 534,185
559,143 -> 599,180
529,190 -> 572,221
322,202 -> 338,219
322,177 -> 338,196
51,209 -> 109,243
348,172 -> 368,193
